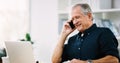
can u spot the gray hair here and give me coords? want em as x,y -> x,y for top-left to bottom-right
72,3 -> 92,15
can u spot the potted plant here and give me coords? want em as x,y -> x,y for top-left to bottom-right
20,33 -> 34,44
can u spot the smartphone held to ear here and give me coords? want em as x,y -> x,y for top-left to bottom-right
69,20 -> 75,29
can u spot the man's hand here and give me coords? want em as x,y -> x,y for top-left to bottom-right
70,59 -> 87,63
61,20 -> 75,36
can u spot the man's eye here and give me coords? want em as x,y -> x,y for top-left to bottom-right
72,18 -> 74,20
76,16 -> 80,19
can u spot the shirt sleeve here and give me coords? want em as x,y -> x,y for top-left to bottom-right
99,28 -> 119,60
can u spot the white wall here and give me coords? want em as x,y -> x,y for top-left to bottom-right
30,0 -> 58,63
0,0 -> 29,48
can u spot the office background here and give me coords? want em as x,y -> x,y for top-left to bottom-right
0,0 -> 120,63
0,0 -> 58,63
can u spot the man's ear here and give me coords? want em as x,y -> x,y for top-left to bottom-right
87,12 -> 93,20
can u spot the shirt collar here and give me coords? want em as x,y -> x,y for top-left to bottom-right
78,24 -> 97,37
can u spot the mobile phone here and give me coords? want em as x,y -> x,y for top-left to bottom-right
69,20 -> 75,29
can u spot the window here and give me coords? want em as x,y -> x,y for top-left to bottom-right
0,0 -> 29,48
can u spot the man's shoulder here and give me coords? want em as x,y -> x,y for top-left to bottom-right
96,27 -> 115,37
96,27 -> 111,32
98,27 -> 112,31
97,26 -> 109,30
67,33 -> 78,42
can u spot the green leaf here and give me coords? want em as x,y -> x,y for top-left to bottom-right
26,33 -> 31,41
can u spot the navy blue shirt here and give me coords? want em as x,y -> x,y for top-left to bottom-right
61,24 -> 119,62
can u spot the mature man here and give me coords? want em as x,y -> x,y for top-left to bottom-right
52,3 -> 119,63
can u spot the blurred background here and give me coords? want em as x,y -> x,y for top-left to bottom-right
0,0 -> 120,63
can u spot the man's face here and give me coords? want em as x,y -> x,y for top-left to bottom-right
71,6 -> 93,32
